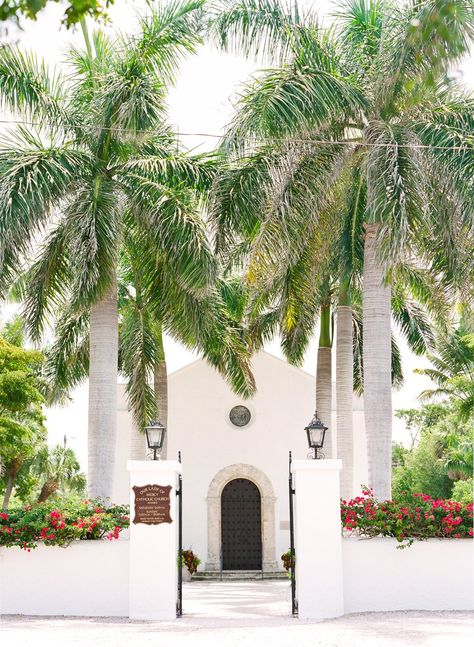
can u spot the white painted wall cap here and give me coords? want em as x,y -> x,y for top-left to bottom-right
127,460 -> 182,473
292,459 -> 342,472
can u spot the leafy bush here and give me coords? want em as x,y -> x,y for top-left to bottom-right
0,500 -> 129,550
452,479 -> 474,505
341,488 -> 473,547
393,402 -> 473,500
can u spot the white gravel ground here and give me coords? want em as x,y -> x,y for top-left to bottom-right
1,581 -> 473,647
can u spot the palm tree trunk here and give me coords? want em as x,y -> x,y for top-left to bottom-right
2,468 -> 16,512
336,281 -> 354,500
316,303 -> 333,458
87,280 -> 118,500
37,479 -> 58,503
154,324 -> 168,459
1,457 -> 23,511
363,223 -> 392,500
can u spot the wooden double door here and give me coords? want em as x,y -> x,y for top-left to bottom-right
221,478 -> 262,570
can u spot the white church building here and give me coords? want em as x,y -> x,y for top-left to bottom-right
113,351 -> 368,573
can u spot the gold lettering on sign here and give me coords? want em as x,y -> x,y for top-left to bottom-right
132,484 -> 173,525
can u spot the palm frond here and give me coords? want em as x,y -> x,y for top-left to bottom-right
0,130 -> 91,296
375,0 -> 474,116
20,223 -> 71,343
122,172 -> 215,294
43,307 -> 90,401
210,0 -> 306,63
65,180 -> 120,309
120,302 -> 159,430
0,46 -> 65,124
127,0 -> 206,85
226,63 -> 366,146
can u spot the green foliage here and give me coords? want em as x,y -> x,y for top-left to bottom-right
0,2 -> 256,430
0,499 -> 129,550
341,489 -> 473,547
452,478 -> 474,505
32,444 -> 86,502
0,1 -> 114,28
0,336 -> 47,510
210,0 -> 473,373
393,401 -> 474,500
416,314 -> 474,420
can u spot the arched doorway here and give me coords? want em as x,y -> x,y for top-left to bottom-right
221,478 -> 262,570
206,463 -> 278,572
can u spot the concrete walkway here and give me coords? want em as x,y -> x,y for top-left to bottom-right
2,581 -> 473,647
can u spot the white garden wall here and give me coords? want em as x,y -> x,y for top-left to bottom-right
1,536 -> 472,617
0,539 -> 129,616
342,537 -> 474,612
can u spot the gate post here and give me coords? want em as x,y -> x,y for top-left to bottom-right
127,460 -> 182,620
292,459 -> 343,620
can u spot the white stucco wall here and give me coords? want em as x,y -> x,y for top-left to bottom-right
0,540 -> 129,616
1,537 -> 472,617
343,538 -> 474,612
112,352 -> 369,570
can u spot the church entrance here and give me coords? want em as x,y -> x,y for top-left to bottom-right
221,478 -> 262,570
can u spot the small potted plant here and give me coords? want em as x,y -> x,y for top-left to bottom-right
181,549 -> 201,579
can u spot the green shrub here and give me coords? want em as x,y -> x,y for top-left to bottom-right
451,479 -> 474,505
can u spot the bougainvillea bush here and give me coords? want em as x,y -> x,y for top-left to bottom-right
341,488 -> 473,547
0,500 -> 129,551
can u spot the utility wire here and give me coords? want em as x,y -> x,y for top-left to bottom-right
0,117 -> 473,151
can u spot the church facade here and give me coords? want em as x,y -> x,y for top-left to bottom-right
113,352 -> 368,572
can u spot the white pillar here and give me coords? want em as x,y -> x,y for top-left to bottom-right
292,459 -> 343,620
127,460 -> 181,620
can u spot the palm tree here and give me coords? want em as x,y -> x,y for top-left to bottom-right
0,1 -> 224,500
35,227 -> 256,462
210,0 -> 474,499
33,444 -> 86,502
416,313 -> 474,420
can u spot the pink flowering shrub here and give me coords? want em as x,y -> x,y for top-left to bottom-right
341,488 -> 473,547
0,500 -> 130,550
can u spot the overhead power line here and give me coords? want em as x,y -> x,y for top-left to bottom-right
0,117 -> 472,151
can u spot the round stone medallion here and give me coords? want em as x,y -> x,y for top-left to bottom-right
229,405 -> 251,427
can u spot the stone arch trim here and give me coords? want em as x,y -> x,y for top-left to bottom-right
205,463 -> 278,572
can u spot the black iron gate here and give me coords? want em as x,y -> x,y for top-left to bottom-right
288,451 -> 297,615
176,451 -> 183,617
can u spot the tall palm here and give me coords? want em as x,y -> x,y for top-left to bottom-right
210,0 -> 474,499
0,1 -> 222,500
38,228 -> 256,461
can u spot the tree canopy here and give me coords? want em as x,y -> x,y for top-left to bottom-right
0,0 -> 114,27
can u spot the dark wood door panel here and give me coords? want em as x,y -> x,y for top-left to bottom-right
221,478 -> 262,570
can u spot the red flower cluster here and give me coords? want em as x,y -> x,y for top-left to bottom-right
341,489 -> 473,547
0,501 -> 130,550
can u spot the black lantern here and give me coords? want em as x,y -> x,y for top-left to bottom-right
145,420 -> 166,460
305,411 -> 328,459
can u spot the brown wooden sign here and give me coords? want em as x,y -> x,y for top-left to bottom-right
132,484 -> 173,525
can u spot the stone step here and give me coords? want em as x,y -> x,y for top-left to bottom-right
191,570 -> 289,581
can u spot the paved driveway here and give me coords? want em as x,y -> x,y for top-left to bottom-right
2,581 -> 473,647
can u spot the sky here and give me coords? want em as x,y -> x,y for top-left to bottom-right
2,0 -> 473,468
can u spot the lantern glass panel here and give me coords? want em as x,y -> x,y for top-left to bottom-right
308,426 -> 325,447
146,425 -> 165,449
